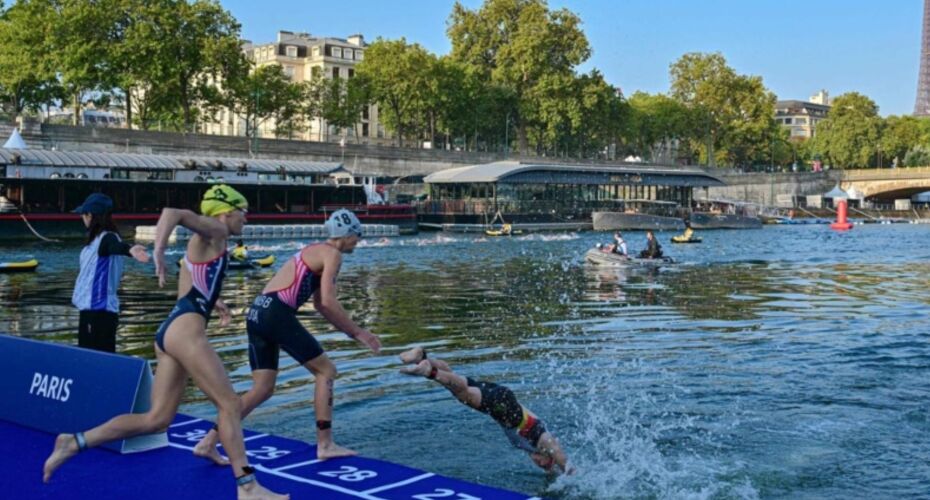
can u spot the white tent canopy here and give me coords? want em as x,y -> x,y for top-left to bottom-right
3,128 -> 26,149
823,185 -> 848,199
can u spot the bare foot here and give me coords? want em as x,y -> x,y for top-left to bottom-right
399,359 -> 431,377
43,434 -> 79,483
193,433 -> 229,465
398,346 -> 425,364
238,480 -> 290,500
317,442 -> 358,460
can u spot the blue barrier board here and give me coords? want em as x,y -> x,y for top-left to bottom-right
0,334 -> 166,453
0,414 -> 545,499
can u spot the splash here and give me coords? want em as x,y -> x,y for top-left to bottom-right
541,358 -> 760,500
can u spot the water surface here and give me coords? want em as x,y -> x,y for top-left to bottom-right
2,225 -> 929,499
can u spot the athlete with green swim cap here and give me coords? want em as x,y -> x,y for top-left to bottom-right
44,184 -> 290,499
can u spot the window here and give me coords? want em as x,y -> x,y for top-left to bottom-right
361,107 -> 369,120
283,66 -> 295,78
348,68 -> 354,78
362,123 -> 369,137
332,46 -> 342,58
332,67 -> 340,79
285,45 -> 297,57
355,50 -> 363,61
784,118 -> 792,125
344,49 -> 353,60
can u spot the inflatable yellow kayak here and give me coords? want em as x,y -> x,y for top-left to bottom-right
0,258 -> 39,272
485,228 -> 523,236
671,235 -> 702,243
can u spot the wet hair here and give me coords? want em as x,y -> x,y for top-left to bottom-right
85,211 -> 118,245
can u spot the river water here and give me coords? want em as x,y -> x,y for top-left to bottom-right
2,225 -> 929,499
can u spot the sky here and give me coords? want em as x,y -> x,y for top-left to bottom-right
220,0 -> 923,117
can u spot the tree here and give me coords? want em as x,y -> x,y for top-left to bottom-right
625,92 -> 692,162
44,0 -> 123,125
670,52 -> 778,168
128,0 -> 243,132
448,0 -> 590,153
811,92 -> 882,168
881,115 -> 922,166
0,0 -> 61,121
320,75 -> 369,143
356,38 -> 433,147
224,64 -> 303,153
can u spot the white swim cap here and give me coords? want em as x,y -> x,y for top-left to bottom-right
325,208 -> 362,238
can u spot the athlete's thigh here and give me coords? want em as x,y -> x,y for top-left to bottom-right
163,315 -> 236,404
150,348 -> 188,418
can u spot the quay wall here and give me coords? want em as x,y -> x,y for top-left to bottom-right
703,170 -> 841,206
4,122 -> 839,205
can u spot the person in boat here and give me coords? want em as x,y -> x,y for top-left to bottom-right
612,231 -> 628,256
639,230 -> 664,259
44,184 -> 289,500
71,193 -> 150,353
231,240 -> 249,262
501,223 -> 513,235
675,221 -> 696,242
399,346 -> 571,475
192,208 -> 381,463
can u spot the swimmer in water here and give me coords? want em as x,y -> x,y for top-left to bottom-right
399,346 -> 571,474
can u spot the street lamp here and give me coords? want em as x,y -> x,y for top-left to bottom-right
251,89 -> 263,158
504,111 -> 511,156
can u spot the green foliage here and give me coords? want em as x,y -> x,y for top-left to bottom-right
811,92 -> 882,168
355,38 -> 434,147
0,0 -> 61,119
904,146 -> 930,167
224,64 -> 304,145
881,115 -> 923,165
320,75 -> 369,143
669,52 -> 778,168
448,0 -> 590,153
625,92 -> 692,161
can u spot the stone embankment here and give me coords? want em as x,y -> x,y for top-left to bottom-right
3,121 -> 840,205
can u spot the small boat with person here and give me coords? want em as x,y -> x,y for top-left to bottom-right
584,248 -> 674,268
485,211 -> 523,236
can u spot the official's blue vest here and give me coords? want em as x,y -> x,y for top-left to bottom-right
72,232 -> 125,313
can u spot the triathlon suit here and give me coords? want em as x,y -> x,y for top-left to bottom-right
465,378 -> 547,452
154,251 -> 229,352
247,245 -> 326,370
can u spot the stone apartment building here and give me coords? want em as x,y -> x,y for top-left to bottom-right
774,90 -> 831,140
201,30 -> 392,146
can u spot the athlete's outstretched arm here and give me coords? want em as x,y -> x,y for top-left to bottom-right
153,208 -> 227,287
312,249 -> 381,353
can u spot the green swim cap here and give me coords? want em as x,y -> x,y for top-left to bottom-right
201,184 -> 248,216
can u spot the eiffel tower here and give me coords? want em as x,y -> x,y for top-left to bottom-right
917,0 -> 930,115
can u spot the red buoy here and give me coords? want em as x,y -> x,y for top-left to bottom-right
830,199 -> 853,231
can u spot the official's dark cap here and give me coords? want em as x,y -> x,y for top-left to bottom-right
72,193 -> 113,215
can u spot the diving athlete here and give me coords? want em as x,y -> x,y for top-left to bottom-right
399,347 -> 572,474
